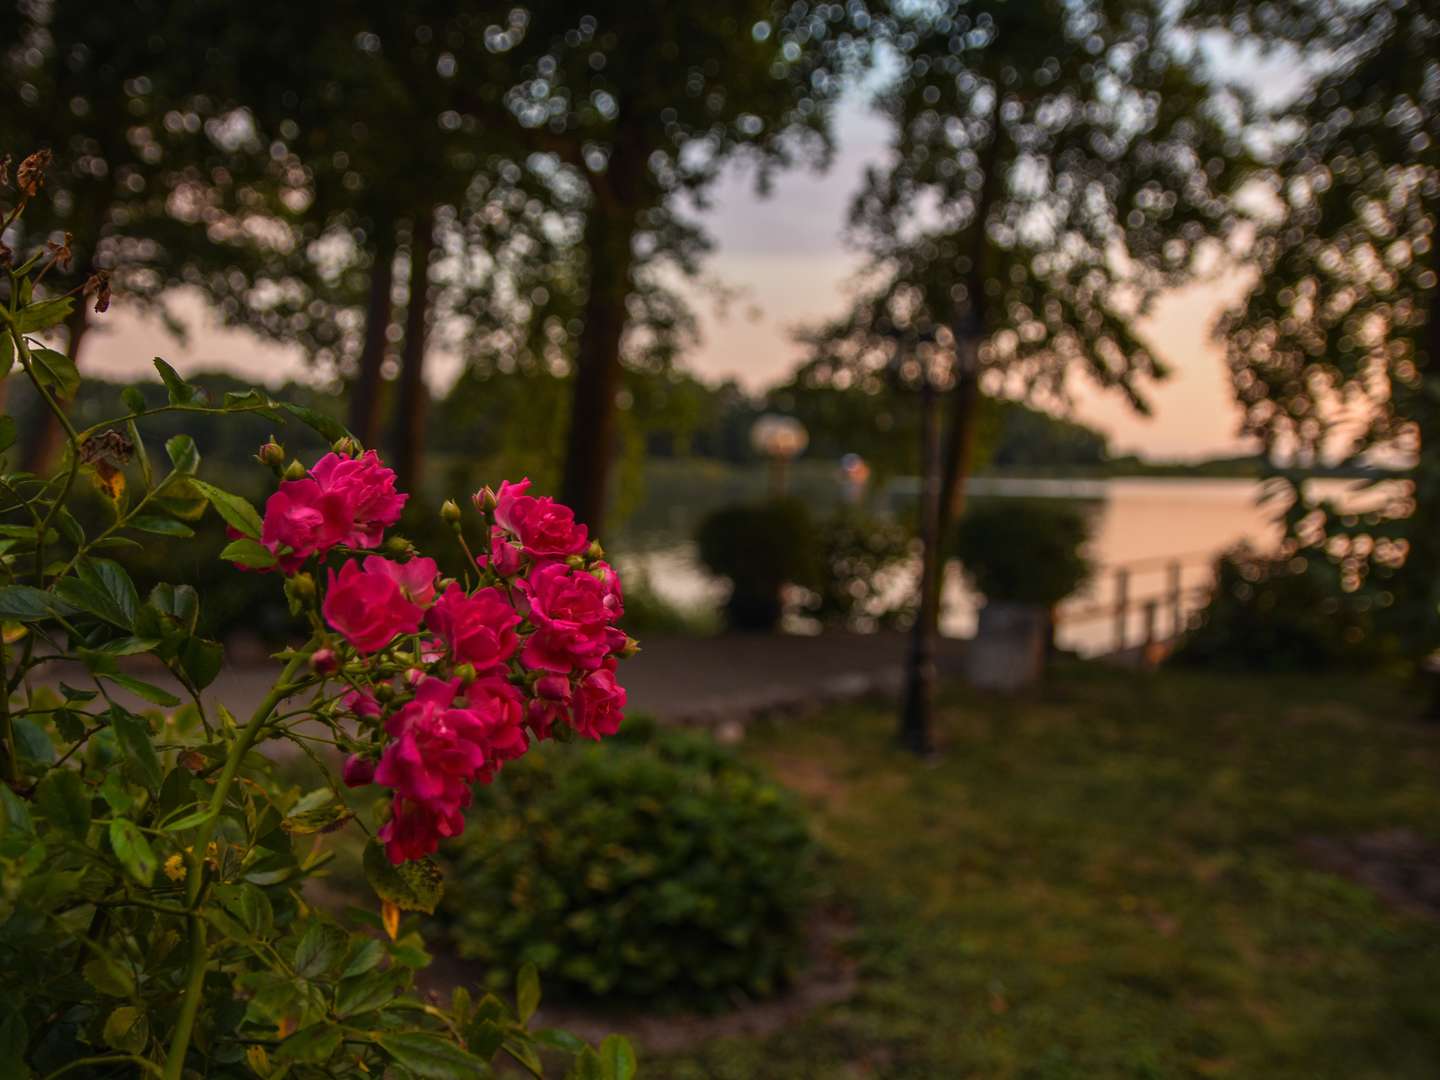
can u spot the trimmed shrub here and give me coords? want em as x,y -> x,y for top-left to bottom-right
440,721 -> 815,1010
954,497 -> 1096,606
806,509 -> 916,630
695,498 -> 821,630
1174,544 -> 1401,671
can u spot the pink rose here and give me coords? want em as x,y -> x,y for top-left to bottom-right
342,689 -> 383,719
425,582 -> 520,671
465,672 -> 529,781
487,526 -> 525,576
379,795 -> 466,864
369,555 -> 439,606
518,561 -> 626,673
256,450 -> 406,571
525,674 -> 572,741
494,478 -> 588,560
342,754 -> 376,787
571,664 -> 626,740
375,677 -> 486,806
309,450 -> 407,548
322,557 -> 426,653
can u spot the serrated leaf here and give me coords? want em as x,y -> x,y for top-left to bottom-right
362,840 -> 444,914
192,479 -> 264,539
36,768 -> 90,839
516,962 -> 540,1024
275,1023 -> 343,1064
14,296 -> 74,334
30,347 -> 80,400
129,514 -> 194,537
220,538 -> 277,569
342,936 -> 385,979
11,715 -> 54,764
0,585 -> 60,621
121,385 -> 148,413
104,673 -> 181,708
153,357 -> 196,405
377,1033 -> 487,1079
294,921 -> 348,978
179,636 -> 223,690
334,967 -> 408,1018
83,950 -> 136,998
598,1035 -> 637,1080
109,818 -> 157,885
102,1005 -> 148,1053
111,713 -> 163,790
281,401 -> 351,444
164,433 -> 199,475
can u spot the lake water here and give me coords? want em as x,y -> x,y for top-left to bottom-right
612,474 -> 1395,656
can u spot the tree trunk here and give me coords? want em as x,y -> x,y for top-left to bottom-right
349,223 -> 397,449
392,209 -> 434,496
560,186 -> 637,532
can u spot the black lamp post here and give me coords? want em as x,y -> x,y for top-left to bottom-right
890,324 -> 942,757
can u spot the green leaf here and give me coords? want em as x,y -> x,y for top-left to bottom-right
129,514 -> 194,537
78,557 -> 140,628
14,296 -> 74,334
100,772 -> 135,813
0,335 -> 13,383
598,1035 -> 637,1080
158,806 -> 215,832
0,783 -> 34,835
102,1005 -> 148,1054
111,713 -> 163,790
567,1048 -> 604,1080
281,401 -> 351,444
220,538 -> 277,569
179,636 -> 223,690
516,962 -> 541,1024
191,479 -> 264,539
153,357 -> 197,404
362,840 -> 444,913
0,1009 -> 28,1073
121,385 -> 148,414
0,415 -> 15,453
89,636 -> 161,657
104,673 -> 182,708
11,715 -> 54,764
36,768 -> 90,839
534,1029 -> 588,1054
342,936 -> 385,979
377,1033 -> 487,1079
109,818 -> 157,886
30,347 -> 80,400
83,950 -> 136,998
0,585 -> 61,621
276,1023 -> 343,1064
294,921 -> 348,978
334,967 -> 408,1018
164,433 -> 199,475
55,578 -> 129,629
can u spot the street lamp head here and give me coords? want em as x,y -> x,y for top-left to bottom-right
750,414 -> 809,461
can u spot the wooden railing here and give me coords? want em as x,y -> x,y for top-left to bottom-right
1054,550 -> 1218,658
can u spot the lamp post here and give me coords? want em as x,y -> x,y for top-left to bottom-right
889,325 -> 943,757
750,414 -> 809,498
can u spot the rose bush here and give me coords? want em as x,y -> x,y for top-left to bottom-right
0,152 -> 637,1079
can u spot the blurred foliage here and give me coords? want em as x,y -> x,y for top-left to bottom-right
802,508 -> 916,631
614,569 -> 720,640
1175,544 -> 1402,672
440,721 -> 815,1011
653,667 -> 1440,1077
954,497 -> 1096,607
1183,1 -> 1438,664
695,500 -> 822,631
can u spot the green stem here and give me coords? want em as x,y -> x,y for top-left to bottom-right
160,650 -> 311,1080
43,1054 -> 165,1079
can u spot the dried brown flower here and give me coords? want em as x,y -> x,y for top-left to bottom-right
86,271 -> 112,313
80,428 -> 135,501
16,149 -> 52,197
0,154 -> 10,188
46,231 -> 74,271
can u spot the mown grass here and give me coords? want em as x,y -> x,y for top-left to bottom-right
649,664 -> 1440,1079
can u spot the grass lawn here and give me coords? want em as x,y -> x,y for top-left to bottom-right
648,664 -> 1440,1079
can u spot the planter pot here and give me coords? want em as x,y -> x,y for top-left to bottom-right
964,601 -> 1049,691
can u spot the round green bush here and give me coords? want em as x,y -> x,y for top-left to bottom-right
954,497 -> 1096,607
439,722 -> 815,1009
695,498 -> 821,630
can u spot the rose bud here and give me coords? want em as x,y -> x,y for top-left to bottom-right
282,459 -> 308,482
471,485 -> 498,513
342,754 -> 376,788
256,437 -> 285,468
310,647 -> 339,675
440,499 -> 462,525
331,436 -> 361,457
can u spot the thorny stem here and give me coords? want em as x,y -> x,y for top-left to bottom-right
161,649 -> 313,1080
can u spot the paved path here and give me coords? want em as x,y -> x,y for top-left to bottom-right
38,632 -> 968,728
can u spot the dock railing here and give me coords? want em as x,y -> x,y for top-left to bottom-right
1053,550 -> 1218,660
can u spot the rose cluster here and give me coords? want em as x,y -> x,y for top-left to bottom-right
241,455 -> 632,864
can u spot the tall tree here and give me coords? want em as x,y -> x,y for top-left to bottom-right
489,2 -> 858,529
819,0 -> 1239,550
1185,0 -> 1439,667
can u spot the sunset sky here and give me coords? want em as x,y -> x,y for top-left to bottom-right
93,93 -> 1267,463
